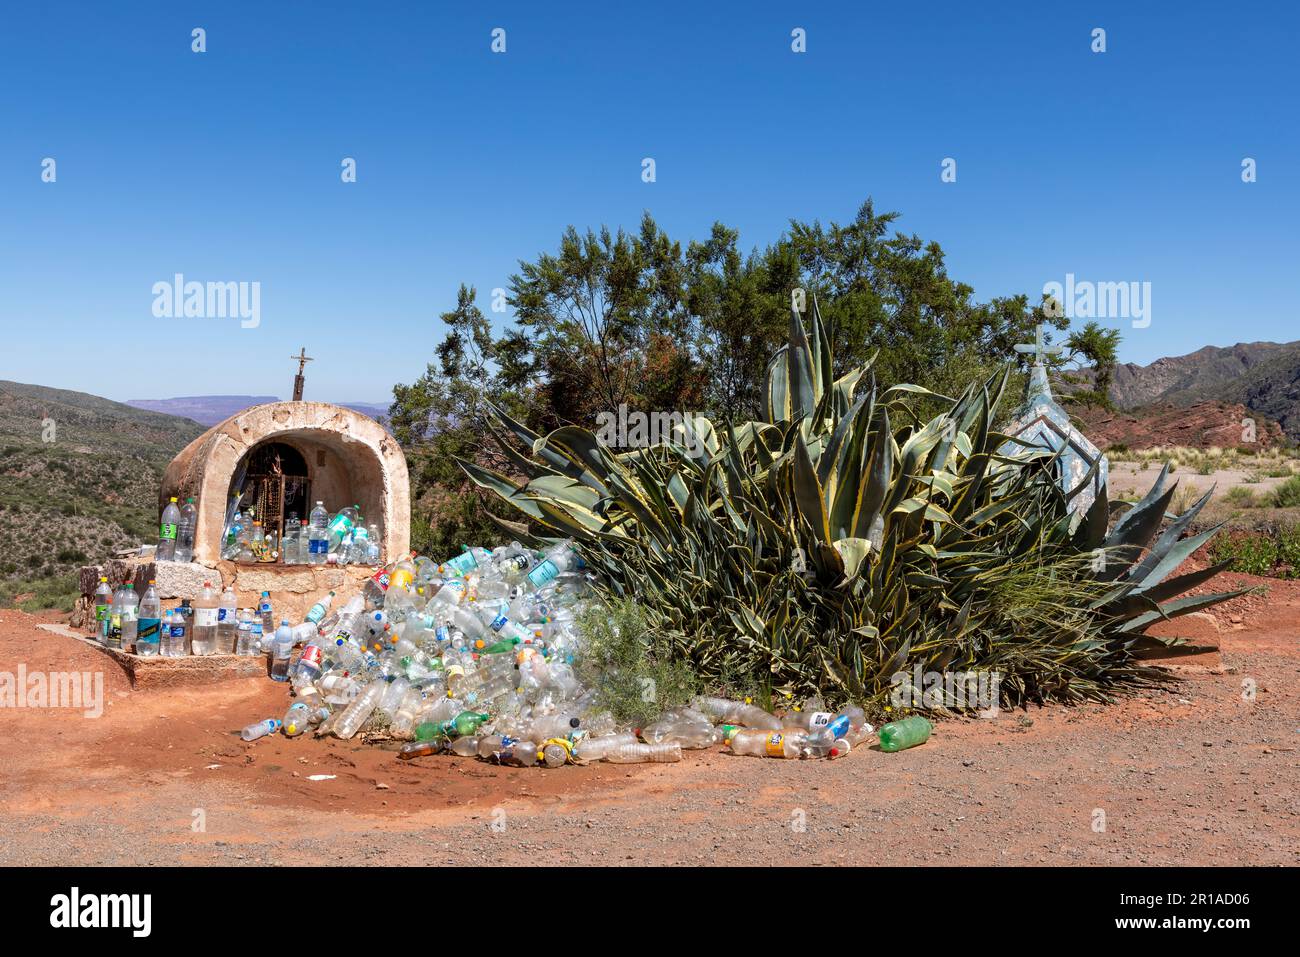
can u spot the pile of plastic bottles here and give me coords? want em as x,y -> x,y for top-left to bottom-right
215,498 -> 382,566
237,541 -> 921,765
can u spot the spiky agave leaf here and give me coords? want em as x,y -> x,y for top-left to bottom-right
460,309 -> 1242,709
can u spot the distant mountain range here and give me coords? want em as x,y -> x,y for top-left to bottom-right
125,395 -> 390,426
1103,341 -> 1300,440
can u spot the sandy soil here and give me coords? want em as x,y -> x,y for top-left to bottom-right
0,582 -> 1297,867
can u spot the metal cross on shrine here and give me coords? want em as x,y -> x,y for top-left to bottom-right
290,347 -> 313,401
1013,323 -> 1065,367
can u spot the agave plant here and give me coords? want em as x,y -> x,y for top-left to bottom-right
462,301 -> 1244,708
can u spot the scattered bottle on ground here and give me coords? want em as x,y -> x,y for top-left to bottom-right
878,715 -> 932,753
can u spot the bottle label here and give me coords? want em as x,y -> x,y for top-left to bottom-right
389,569 -> 414,592
136,618 -> 162,644
435,625 -> 450,643
369,569 -> 392,592
108,615 -> 122,642
260,602 -> 272,616
194,607 -> 219,627
526,560 -> 559,589
446,551 -> 478,575
808,711 -> 833,728
159,523 -> 177,541
94,604 -> 110,622
490,613 -> 509,633
299,645 -> 323,669
764,733 -> 785,757
309,539 -> 328,555
170,622 -> 186,639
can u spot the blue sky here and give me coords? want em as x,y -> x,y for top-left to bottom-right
1,1 -> 1296,405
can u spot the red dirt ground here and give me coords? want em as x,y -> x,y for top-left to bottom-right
1,576 -> 1297,867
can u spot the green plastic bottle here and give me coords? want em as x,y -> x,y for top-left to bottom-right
481,637 -> 520,655
441,711 -> 490,738
878,715 -> 933,752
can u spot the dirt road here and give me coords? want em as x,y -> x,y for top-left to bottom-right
1,575 -> 1296,867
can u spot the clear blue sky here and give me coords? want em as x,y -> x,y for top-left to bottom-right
2,1 -> 1295,405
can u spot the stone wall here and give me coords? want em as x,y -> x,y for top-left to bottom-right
74,557 -> 374,629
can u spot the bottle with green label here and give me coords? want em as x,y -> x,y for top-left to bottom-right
92,577 -> 112,640
157,497 -> 180,561
878,715 -> 933,752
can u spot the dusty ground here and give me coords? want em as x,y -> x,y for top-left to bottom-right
0,580 -> 1297,867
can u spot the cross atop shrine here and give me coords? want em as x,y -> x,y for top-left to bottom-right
290,347 -> 313,401
1013,322 -> 1065,367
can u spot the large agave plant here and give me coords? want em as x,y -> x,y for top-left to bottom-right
463,301 -> 1245,708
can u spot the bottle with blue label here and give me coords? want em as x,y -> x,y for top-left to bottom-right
525,541 -> 585,590
259,591 -> 275,633
308,501 -> 329,565
135,581 -> 163,657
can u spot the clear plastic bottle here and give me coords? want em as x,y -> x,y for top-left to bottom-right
283,512 -> 301,565
161,609 -> 187,657
258,591 -> 275,634
157,497 -> 180,561
135,581 -> 162,656
241,718 -> 282,742
118,584 -> 139,652
305,590 -> 335,626
728,729 -> 809,758
216,585 -> 238,653
604,741 -> 682,764
641,709 -> 721,748
492,740 -> 539,767
270,621 -> 294,682
572,731 -> 638,762
191,581 -> 219,655
524,540 -> 584,590
332,677 -> 386,740
234,609 -> 257,656
92,577 -> 112,640
693,695 -> 782,730
105,583 -> 126,649
174,497 -> 198,562
308,502 -> 329,565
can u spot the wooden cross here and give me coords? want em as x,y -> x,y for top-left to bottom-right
290,347 -> 313,401
1014,323 -> 1065,366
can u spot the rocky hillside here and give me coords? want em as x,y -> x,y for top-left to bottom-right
0,381 -> 205,610
1104,341 -> 1300,441
1075,400 -> 1285,452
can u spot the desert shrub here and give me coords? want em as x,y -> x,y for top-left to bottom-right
1224,486 -> 1261,508
574,599 -> 700,728
1273,475 -> 1300,508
